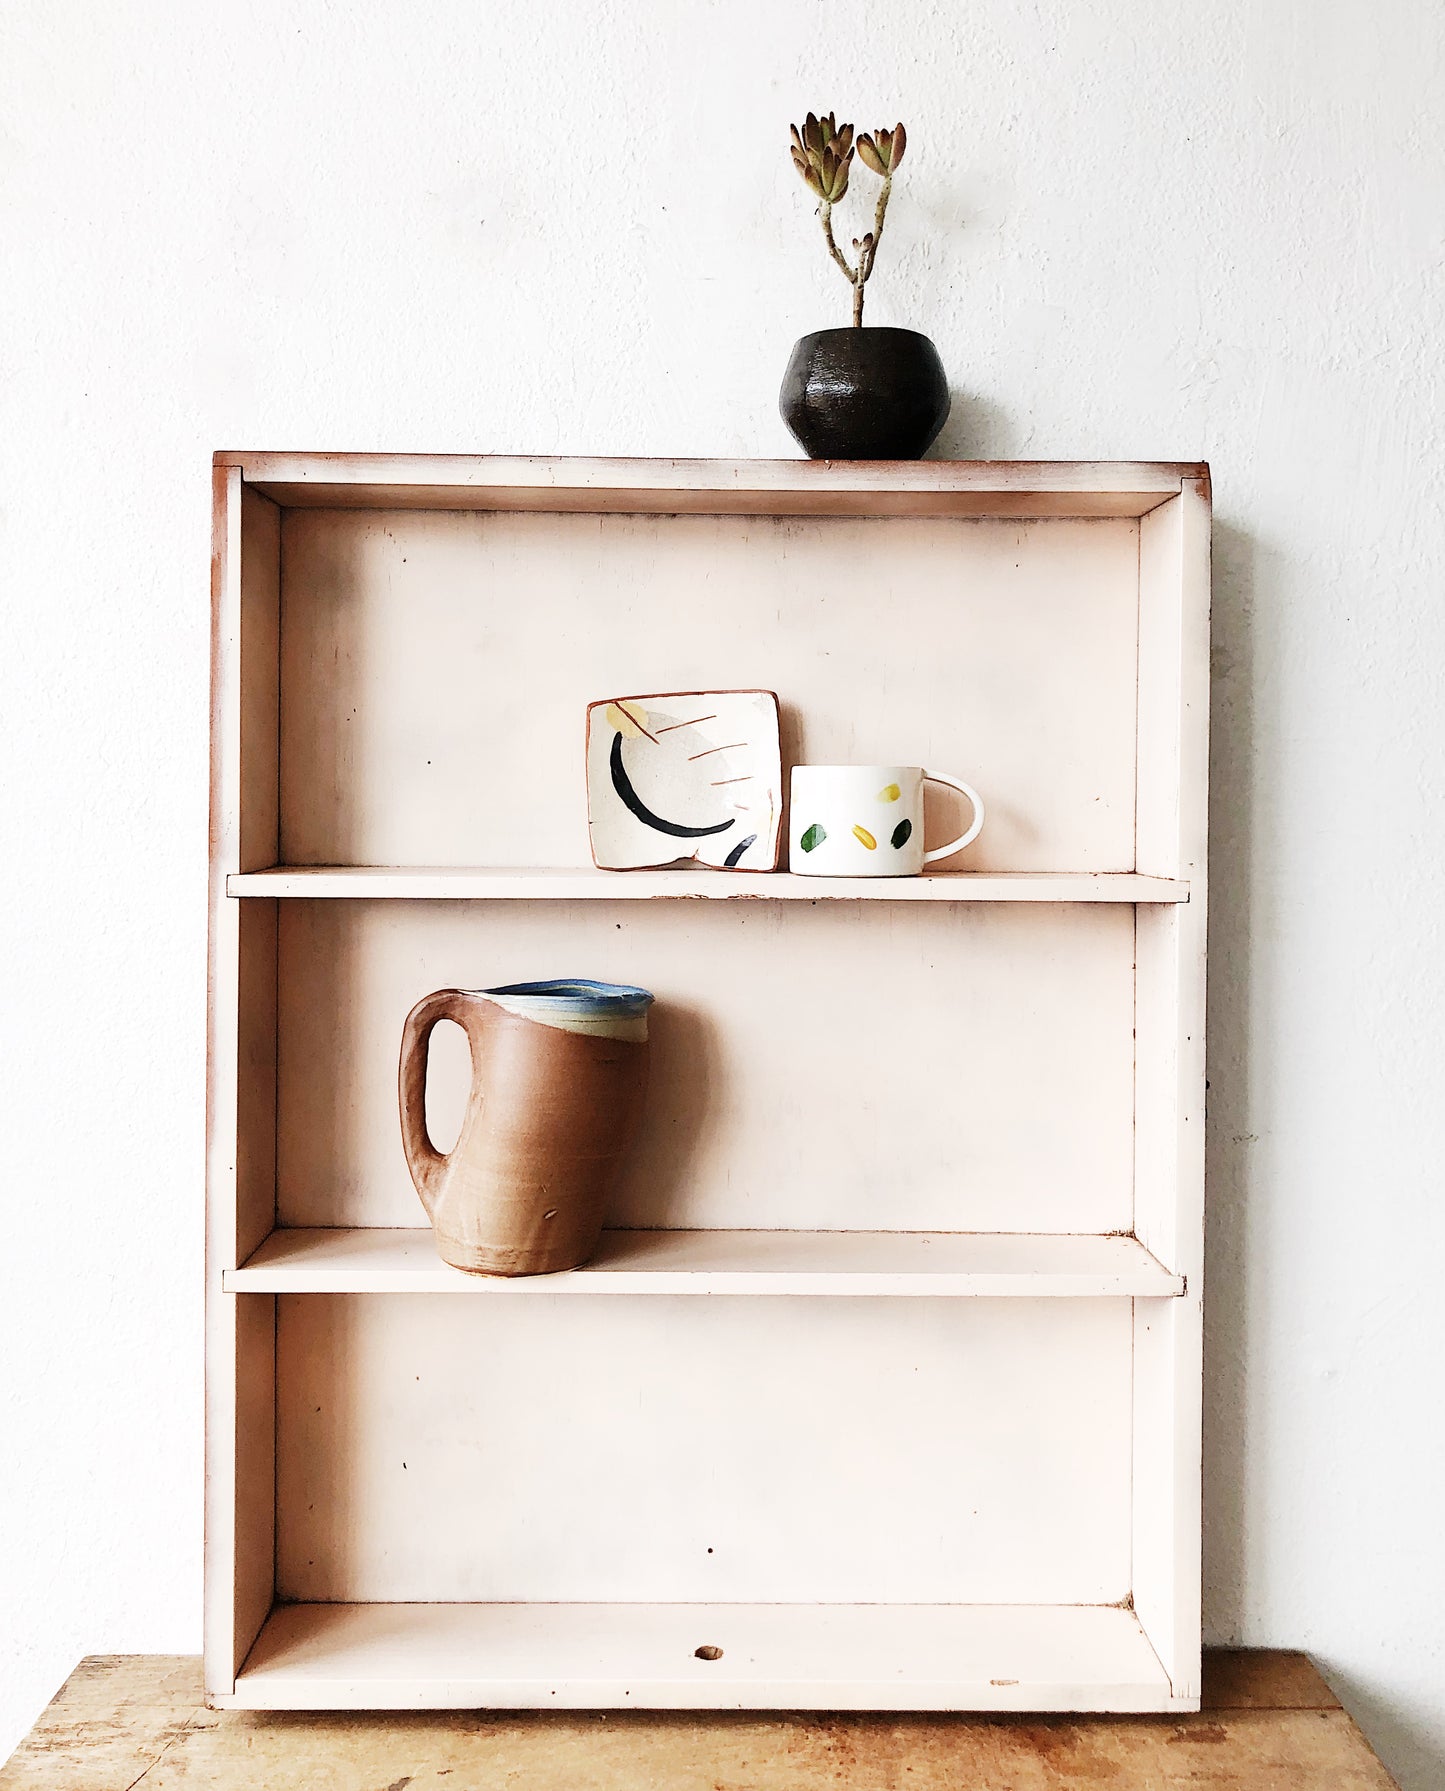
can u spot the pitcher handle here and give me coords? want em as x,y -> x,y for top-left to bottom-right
399,988 -> 475,1219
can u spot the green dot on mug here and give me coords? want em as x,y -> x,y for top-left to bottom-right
891,818 -> 913,850
800,823 -> 827,852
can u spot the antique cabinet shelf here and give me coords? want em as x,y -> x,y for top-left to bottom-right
225,1225 -> 1187,1297
208,453 -> 1209,1714
227,867 -> 1190,902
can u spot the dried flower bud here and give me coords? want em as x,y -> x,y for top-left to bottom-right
858,123 -> 907,175
816,142 -> 852,201
792,114 -> 855,200
790,141 -> 821,194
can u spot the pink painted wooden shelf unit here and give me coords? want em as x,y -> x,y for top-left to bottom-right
207,454 -> 1210,1713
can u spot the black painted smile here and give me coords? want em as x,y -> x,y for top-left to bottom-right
609,732 -> 737,840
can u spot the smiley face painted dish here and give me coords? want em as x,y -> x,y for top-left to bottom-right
586,691 -> 783,870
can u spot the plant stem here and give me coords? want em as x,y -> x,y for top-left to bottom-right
848,175 -> 894,326
822,175 -> 893,327
863,174 -> 892,284
819,201 -> 858,289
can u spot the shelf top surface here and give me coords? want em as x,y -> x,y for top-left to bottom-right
227,867 -> 1190,903
229,1600 -> 1175,1709
227,1227 -> 1185,1296
216,453 -> 1210,519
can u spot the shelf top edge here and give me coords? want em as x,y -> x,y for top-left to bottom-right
224,867 -> 1191,903
243,1223 -> 1170,1243
213,451 -> 1211,483
214,453 -> 1211,516
228,1225 -> 1186,1296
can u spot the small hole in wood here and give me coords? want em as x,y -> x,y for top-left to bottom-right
695,1644 -> 723,1661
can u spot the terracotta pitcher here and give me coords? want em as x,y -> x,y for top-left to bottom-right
399,979 -> 653,1275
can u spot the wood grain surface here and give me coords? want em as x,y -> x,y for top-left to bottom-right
0,1651 -> 1398,1789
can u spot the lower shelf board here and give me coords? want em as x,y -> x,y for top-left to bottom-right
226,866 -> 1192,903
220,1601 -> 1184,1712
224,1227 -> 1184,1297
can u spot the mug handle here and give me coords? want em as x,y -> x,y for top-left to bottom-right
922,772 -> 985,864
398,988 -> 478,1219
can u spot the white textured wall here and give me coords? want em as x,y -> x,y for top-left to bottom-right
2,1 -> 1442,1781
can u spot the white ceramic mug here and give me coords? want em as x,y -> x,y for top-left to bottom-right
788,765 -> 985,877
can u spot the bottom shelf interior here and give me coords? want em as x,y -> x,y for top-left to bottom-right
225,1601 -> 1182,1711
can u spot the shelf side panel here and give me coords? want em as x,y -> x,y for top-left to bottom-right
207,470 -> 282,1689
239,485 -> 282,871
1131,479 -> 1209,1700
1136,482 -> 1210,882
1132,1295 -> 1202,1700
232,1294 -> 276,1682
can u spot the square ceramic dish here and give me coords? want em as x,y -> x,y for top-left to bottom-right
585,690 -> 783,871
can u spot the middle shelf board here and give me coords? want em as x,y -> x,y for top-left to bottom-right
227,868 -> 1190,902
226,1228 -> 1185,1297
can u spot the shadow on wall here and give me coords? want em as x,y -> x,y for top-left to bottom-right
928,390 -> 1017,461
1323,1666 -> 1440,1791
1202,518 -> 1259,1644
1204,528 -> 1436,1791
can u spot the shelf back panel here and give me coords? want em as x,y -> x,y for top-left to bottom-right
277,509 -> 1140,873
275,899 -> 1136,1234
275,1293 -> 1133,1606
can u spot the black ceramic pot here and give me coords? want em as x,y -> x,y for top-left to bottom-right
780,327 -> 950,460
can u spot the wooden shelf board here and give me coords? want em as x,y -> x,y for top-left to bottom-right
221,1600 -> 1180,1711
226,1227 -> 1185,1297
216,452 -> 1208,520
227,867 -> 1190,903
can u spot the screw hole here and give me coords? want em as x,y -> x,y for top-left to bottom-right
695,1644 -> 723,1661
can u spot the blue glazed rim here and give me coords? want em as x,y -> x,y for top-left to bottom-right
484,978 -> 654,1017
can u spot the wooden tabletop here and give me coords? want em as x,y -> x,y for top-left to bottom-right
0,1650 -> 1397,1788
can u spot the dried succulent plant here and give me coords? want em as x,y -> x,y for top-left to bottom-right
789,111 -> 907,326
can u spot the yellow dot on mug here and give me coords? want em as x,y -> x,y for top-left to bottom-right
878,783 -> 901,802
853,825 -> 878,849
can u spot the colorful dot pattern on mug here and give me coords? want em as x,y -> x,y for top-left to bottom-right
800,816 -> 913,852
799,777 -> 929,858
